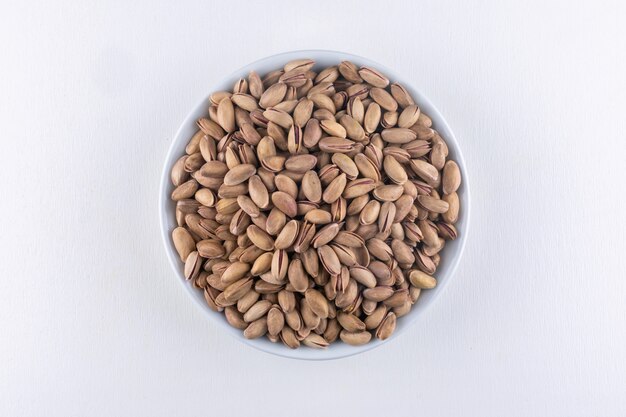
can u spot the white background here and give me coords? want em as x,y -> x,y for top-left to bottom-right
1,1 -> 625,416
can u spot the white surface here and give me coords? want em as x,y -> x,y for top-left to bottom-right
1,0 -> 625,416
160,50 -> 471,360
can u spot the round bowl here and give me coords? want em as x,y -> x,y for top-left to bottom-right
159,50 -> 470,360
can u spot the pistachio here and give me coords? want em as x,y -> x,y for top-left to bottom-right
337,312 -> 366,332
221,261 -> 251,284
247,71 -> 264,98
415,250 -> 436,275
366,238 -> 393,262
288,258 -> 309,293
287,125 -> 303,154
231,93 -> 259,112
346,194 -> 370,216
225,306 -> 247,329
300,298 -> 320,329
320,119 -> 347,138
436,221 -> 458,240
330,243 -> 357,267
315,66 -> 339,84
267,306 -> 285,336
364,305 -> 387,330
330,197 -> 346,222
353,155 -> 381,182
307,221 -> 337,247
172,227 -> 196,261
280,327 -> 300,348
333,231 -> 365,248
223,164 -> 256,186
272,191 -> 298,218
302,118 -> 322,148
309,93 -> 336,113
382,111 -> 398,128
171,156 -> 190,186
302,333 -> 329,349
346,97 -> 365,124
247,225 -> 275,251
210,91 -> 231,105
417,195 -> 450,214
263,108 -> 293,129
339,114 -> 366,141
403,140 -> 431,158
243,317 -> 268,339
184,152 -> 205,173
364,102 -> 382,134
338,61 -> 363,83
391,239 -> 415,265
251,252 -> 273,276
430,141 -> 447,170
197,118 -> 225,140
349,266 -> 377,288
346,83 -> 369,100
370,87 -> 398,112
278,290 -> 296,312
358,66 -> 389,88
410,124 -> 435,140
383,155 -> 409,185
375,312 -> 397,340
318,137 -> 356,153
442,161 -> 461,195
304,208 -> 332,224
184,251 -> 203,281
322,173 -> 347,204
363,286 -> 394,302
381,128 -> 417,144
359,200 -> 381,226
410,159 -> 440,186
441,192 -> 459,224
248,175 -> 269,209
223,277 -> 254,302
171,179 -> 199,201
292,98 -> 313,127
274,220 -> 300,249
259,82 -> 287,108
279,69 -> 309,88
285,154 -> 317,173
397,104 -> 420,128
196,239 -> 226,259
308,81 -> 335,98
301,170 -> 322,203
390,83 -> 415,108
217,97 -> 236,133
243,300 -> 272,323
318,245 -> 341,276
293,221 -> 315,254
266,207 -> 287,236
409,270 -> 437,289
373,184 -> 404,202
340,330 -> 372,346
268,250 -> 288,283
305,288 -> 329,319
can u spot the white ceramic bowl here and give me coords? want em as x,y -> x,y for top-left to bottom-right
159,50 -> 470,360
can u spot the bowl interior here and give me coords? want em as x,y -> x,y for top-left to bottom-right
159,50 -> 470,360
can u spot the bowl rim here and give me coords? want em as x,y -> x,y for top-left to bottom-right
159,49 -> 471,360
